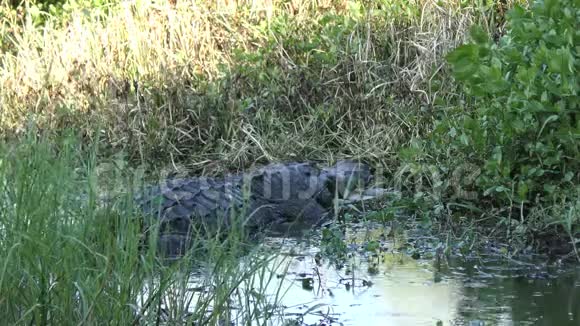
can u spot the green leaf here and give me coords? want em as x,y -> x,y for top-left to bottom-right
495,185 -> 510,193
547,48 -> 572,74
517,181 -> 529,201
459,133 -> 470,146
543,184 -> 556,194
470,25 -> 489,45
515,66 -> 537,85
543,0 -> 560,18
447,44 -> 480,80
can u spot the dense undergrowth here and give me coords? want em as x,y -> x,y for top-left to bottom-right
0,0 -> 579,322
421,0 -> 579,257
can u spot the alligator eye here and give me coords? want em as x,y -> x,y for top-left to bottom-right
325,176 -> 337,196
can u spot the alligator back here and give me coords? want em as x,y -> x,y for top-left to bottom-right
137,160 -> 372,259
248,162 -> 330,204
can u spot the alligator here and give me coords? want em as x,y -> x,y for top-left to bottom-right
136,161 -> 384,259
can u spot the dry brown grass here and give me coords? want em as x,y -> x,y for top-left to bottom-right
0,0 -> 516,171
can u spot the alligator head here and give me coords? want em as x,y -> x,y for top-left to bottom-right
246,160 -> 374,208
316,160 -> 374,207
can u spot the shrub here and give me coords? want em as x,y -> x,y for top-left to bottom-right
437,0 -> 578,226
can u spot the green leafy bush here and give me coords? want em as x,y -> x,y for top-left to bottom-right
440,0 -> 578,215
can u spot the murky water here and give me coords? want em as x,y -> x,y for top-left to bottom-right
268,241 -> 462,325
262,232 -> 580,326
143,226 -> 580,325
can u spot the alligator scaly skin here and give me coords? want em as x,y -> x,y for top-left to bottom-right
137,161 -> 371,259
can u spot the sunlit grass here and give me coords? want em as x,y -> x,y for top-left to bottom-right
0,135 -> 286,324
0,0 -> 519,170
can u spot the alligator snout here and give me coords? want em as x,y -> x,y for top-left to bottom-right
321,160 -> 372,198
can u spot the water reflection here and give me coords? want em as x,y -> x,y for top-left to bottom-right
140,234 -> 580,325
266,238 -> 462,325
264,237 -> 580,326
452,257 -> 580,326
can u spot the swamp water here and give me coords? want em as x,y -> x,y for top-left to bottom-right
143,225 -> 580,326
267,239 -> 580,325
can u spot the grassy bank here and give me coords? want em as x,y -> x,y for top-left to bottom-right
1,0 -> 511,168
2,0 -> 578,245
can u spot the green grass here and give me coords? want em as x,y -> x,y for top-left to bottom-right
0,136 -> 286,325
